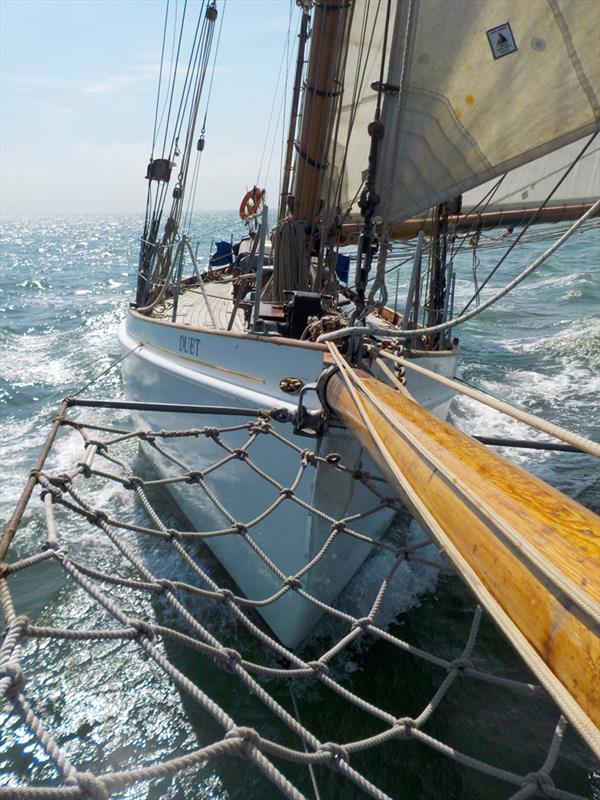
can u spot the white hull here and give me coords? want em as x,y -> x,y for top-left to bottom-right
119,309 -> 458,647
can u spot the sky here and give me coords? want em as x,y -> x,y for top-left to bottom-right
0,0 -> 302,216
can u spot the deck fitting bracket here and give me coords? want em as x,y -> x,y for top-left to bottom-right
293,382 -> 327,437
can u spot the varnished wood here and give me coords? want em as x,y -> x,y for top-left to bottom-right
338,203 -> 600,244
292,0 -> 350,227
326,371 -> 600,734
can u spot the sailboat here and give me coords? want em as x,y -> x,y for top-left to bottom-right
118,0 -> 599,746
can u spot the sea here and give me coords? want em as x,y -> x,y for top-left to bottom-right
1,213 -> 598,800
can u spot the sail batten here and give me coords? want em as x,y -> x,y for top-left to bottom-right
331,0 -> 600,224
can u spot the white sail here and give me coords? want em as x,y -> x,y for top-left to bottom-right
330,0 -> 600,222
325,0 -> 388,215
461,136 -> 599,213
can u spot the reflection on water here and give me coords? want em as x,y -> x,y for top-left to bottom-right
1,215 -> 599,798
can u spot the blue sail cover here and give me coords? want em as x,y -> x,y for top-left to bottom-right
335,253 -> 350,284
210,240 -> 233,267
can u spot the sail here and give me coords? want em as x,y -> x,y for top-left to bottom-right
330,0 -> 600,223
325,0 -> 389,216
461,136 -> 600,213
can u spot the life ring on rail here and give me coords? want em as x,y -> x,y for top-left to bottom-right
239,186 -> 265,220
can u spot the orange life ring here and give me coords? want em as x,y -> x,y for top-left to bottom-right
239,186 -> 264,220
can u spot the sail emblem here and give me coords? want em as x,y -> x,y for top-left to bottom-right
486,22 -> 517,60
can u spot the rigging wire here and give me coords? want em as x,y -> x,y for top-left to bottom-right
167,3 -> 207,164
255,13 -> 296,192
153,0 -> 179,161
458,131 -> 599,315
161,0 -> 189,158
151,0 -> 171,159
183,0 -> 227,234
278,0 -> 296,210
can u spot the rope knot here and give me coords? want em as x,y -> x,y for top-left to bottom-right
301,449 -> 317,466
249,421 -> 271,434
0,661 -> 25,699
307,660 -> 329,678
522,772 -> 555,793
325,453 -> 341,465
186,470 -> 204,484
225,726 -> 260,758
217,588 -> 235,603
351,617 -> 371,632
393,717 -> 416,738
214,647 -> 243,671
138,431 -> 156,443
77,462 -> 92,479
167,528 -> 182,542
284,576 -> 301,590
127,476 -> 144,490
450,657 -> 472,672
399,547 -> 414,561
330,521 -> 346,534
202,427 -> 220,439
279,487 -> 294,499
233,449 -> 249,460
52,472 -> 73,488
155,578 -> 177,595
318,742 -> 349,769
72,772 -> 109,800
521,772 -> 554,794
90,508 -> 109,525
42,540 -> 64,554
352,469 -> 365,480
87,439 -> 106,453
235,523 -> 248,536
127,618 -> 155,640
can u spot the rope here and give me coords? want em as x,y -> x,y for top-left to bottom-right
326,343 -> 600,758
375,348 -> 600,459
320,199 -> 600,340
459,131 -> 599,316
1,397 -> 595,798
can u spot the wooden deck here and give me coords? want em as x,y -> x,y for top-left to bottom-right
152,277 -> 247,333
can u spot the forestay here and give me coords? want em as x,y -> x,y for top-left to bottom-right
330,0 -> 600,221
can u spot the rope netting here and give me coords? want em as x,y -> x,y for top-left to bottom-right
0,399 -> 594,799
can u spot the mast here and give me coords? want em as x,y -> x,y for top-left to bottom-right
290,0 -> 350,237
278,4 -> 311,222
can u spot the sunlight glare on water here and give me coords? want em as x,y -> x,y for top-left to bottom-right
1,214 -> 598,798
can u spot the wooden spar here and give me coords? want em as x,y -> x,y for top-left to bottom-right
278,7 -> 310,222
338,202 -> 600,244
291,0 -> 350,228
325,367 -> 600,753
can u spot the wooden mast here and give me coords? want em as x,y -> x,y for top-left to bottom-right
290,0 -> 350,233
279,5 -> 311,222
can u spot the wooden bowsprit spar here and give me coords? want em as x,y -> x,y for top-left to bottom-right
325,344 -> 600,758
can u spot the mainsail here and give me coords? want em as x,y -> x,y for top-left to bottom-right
330,0 -> 600,223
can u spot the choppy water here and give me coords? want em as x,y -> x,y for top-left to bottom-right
1,213 -> 599,799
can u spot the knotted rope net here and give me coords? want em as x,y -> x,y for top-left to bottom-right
1,398 -> 596,799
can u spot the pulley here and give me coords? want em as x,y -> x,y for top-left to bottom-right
197,135 -> 205,152
146,158 -> 175,183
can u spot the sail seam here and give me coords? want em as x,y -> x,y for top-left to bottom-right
547,0 -> 600,118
